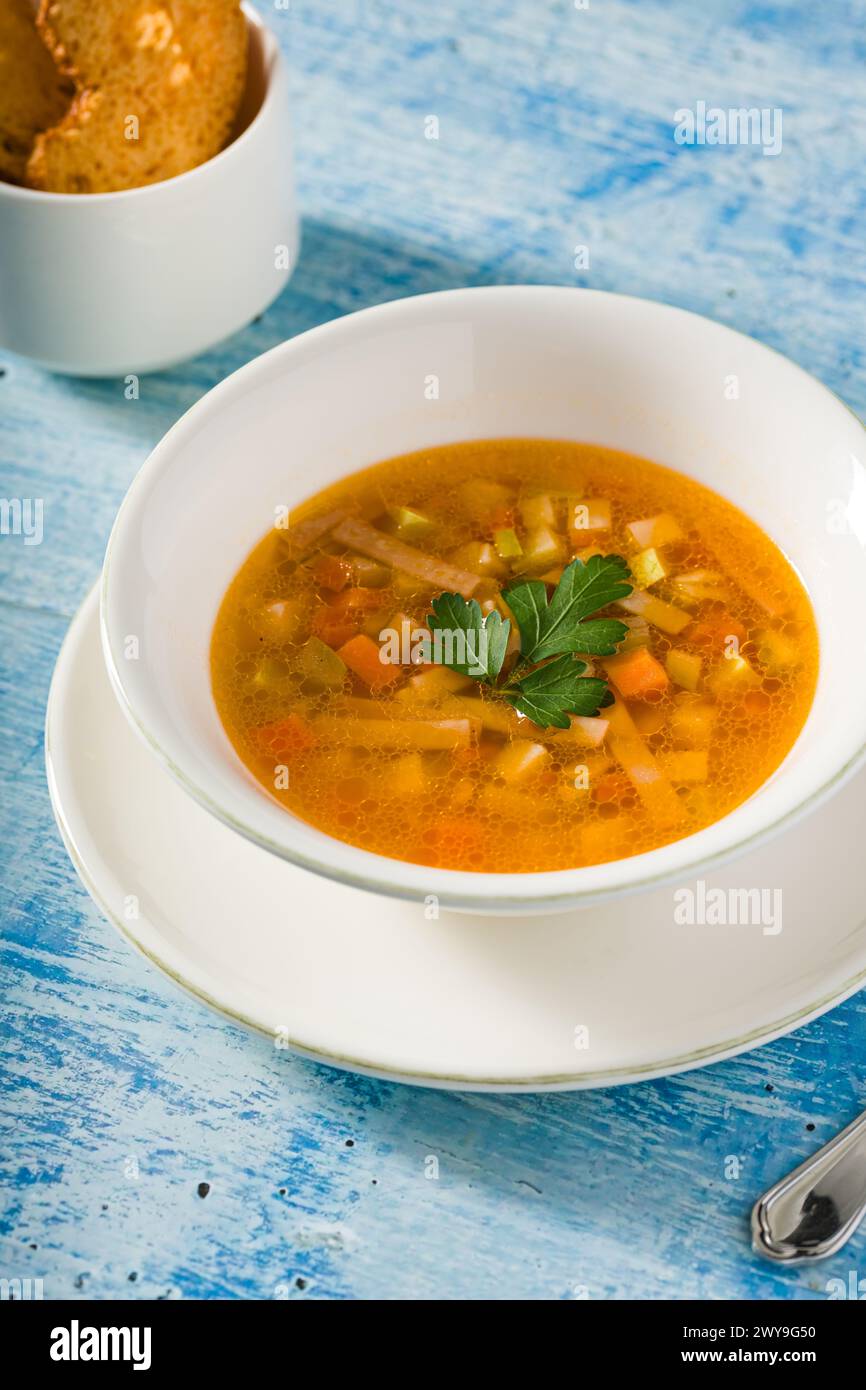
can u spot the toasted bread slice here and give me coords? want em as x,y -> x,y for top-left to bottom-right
0,0 -> 73,183
26,0 -> 247,193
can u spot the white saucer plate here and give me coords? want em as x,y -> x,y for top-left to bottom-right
46,587 -> 866,1091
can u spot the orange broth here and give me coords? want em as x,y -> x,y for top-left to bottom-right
210,440 -> 818,872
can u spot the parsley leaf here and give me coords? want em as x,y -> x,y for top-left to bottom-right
504,654 -> 613,730
504,555 -> 632,663
424,551 -> 632,729
426,593 -> 510,681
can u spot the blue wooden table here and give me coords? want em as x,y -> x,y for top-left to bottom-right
2,0 -> 865,1300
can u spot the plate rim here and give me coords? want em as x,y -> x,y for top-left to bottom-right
46,585 -> 866,1092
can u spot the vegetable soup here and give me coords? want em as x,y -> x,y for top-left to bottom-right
211,440 -> 818,872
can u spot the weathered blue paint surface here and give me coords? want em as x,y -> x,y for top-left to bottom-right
2,0 -> 865,1300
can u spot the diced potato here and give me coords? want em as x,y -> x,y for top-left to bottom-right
630,547 -> 667,588
494,741 -> 550,783
391,752 -> 426,795
298,636 -> 348,686
608,735 -> 682,825
388,506 -> 434,539
494,527 -> 523,560
449,541 -> 507,578
755,628 -> 801,672
244,598 -> 306,644
665,648 -> 702,691
661,750 -> 709,783
520,494 -> 556,529
396,667 -> 475,702
670,696 -> 717,746
567,498 -> 611,542
707,653 -> 760,696
627,513 -> 685,548
618,590 -> 691,635
521,525 -> 566,570
569,715 -> 609,746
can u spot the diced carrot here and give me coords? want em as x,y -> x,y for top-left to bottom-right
251,712 -> 317,759
687,613 -> 747,653
313,554 -> 352,592
311,606 -> 356,649
604,646 -> 670,700
312,586 -> 389,648
337,633 -> 400,689
333,586 -> 389,613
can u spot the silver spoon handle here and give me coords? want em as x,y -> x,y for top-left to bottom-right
752,1107 -> 866,1263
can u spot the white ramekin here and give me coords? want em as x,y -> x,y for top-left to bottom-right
100,286 -> 866,914
0,4 -> 298,375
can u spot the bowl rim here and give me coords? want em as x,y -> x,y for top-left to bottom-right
100,284 -> 866,912
0,2 -> 279,207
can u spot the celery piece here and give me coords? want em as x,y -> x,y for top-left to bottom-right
520,494 -> 556,529
388,506 -> 434,539
521,525 -> 565,570
665,648 -> 702,691
630,547 -> 667,588
494,527 -> 523,560
298,636 -> 347,686
449,541 -> 507,578
350,556 -> 391,587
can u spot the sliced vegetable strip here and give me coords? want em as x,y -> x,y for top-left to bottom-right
332,517 -> 481,597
